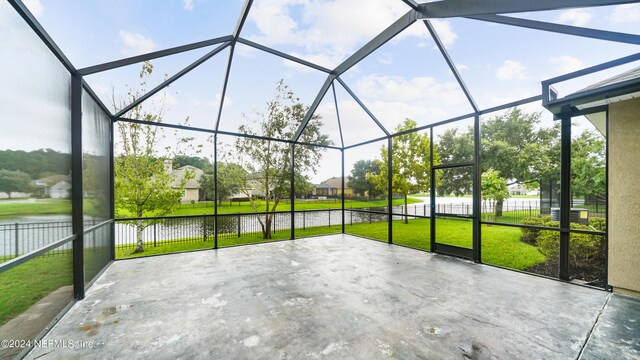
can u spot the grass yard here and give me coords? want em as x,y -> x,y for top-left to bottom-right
0,199 -> 71,218
0,251 -> 73,327
116,218 -> 545,271
166,198 -> 422,216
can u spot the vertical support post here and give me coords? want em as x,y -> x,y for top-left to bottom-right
109,117 -> 115,261
473,113 -> 481,263
153,223 -> 157,247
560,115 -> 571,280
387,137 -> 393,244
290,145 -> 295,240
341,149 -> 345,234
71,74 -> 85,299
14,223 -> 19,258
213,135 -> 218,249
430,127 -> 436,252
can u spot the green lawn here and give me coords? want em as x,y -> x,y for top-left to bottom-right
116,218 -> 545,271
167,198 -> 422,216
0,251 -> 73,327
0,199 -> 104,219
0,199 -> 71,218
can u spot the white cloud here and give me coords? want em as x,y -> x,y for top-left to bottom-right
496,60 -> 528,81
183,0 -> 194,11
247,0 -> 451,67
355,75 -> 464,105
555,9 -> 592,27
430,20 -> 458,47
456,63 -> 469,72
378,53 -> 393,65
119,31 -> 157,57
346,74 -> 469,132
610,4 -> 640,24
22,0 -> 44,18
549,55 -> 585,75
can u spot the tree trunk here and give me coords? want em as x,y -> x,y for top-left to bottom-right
404,194 -> 408,224
495,200 -> 504,217
263,213 -> 272,239
133,215 -> 144,253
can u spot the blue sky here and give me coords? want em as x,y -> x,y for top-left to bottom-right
5,0 -> 640,182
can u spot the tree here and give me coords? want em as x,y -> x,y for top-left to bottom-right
235,80 -> 331,239
83,153 -> 110,218
481,107 -> 560,216
114,61 -> 192,254
0,169 -> 32,198
571,130 -> 606,202
481,169 -> 509,220
173,155 -> 213,172
348,160 -> 382,199
0,149 -> 70,179
370,119 -> 434,223
436,127 -> 474,196
293,173 -> 314,198
200,162 -> 248,204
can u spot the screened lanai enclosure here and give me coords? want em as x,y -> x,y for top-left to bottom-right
2,0 -> 640,359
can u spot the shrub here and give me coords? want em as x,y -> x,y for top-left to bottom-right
589,217 -> 607,232
520,216 -> 553,244
535,223 -> 605,268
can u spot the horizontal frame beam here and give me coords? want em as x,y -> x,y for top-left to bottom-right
543,52 -> 640,86
115,42 -> 231,118
546,78 -> 640,115
237,38 -> 332,73
78,35 -> 233,76
114,117 -> 342,150
478,95 -> 542,115
417,0 -> 638,18
469,14 -> 640,45
0,235 -> 75,274
343,135 -> 390,150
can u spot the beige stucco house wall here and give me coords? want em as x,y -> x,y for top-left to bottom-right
608,96 -> 640,296
168,164 -> 204,204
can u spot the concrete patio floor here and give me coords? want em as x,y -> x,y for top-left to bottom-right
27,234 -> 639,359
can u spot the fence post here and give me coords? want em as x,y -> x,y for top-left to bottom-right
203,217 -> 207,242
350,208 -> 353,226
328,211 -> 331,228
303,210 -> 306,230
14,223 -> 19,258
153,223 -> 157,247
529,205 -> 532,217
237,214 -> 241,238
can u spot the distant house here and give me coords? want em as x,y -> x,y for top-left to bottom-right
165,161 -> 204,204
50,181 -> 71,199
230,174 -> 269,201
312,177 -> 353,198
32,175 -> 71,199
507,181 -> 539,196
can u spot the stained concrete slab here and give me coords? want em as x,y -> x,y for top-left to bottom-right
580,294 -> 640,360
26,235 -> 617,359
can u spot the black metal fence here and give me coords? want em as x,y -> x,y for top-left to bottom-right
0,219 -> 103,263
